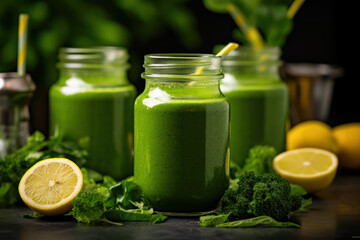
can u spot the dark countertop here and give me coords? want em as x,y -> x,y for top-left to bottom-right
1,171 -> 360,240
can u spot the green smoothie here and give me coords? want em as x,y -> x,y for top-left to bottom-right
221,75 -> 288,167
50,84 -> 136,179
134,96 -> 230,212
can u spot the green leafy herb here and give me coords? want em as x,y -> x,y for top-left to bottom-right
289,184 -> 312,212
86,168 -> 105,182
203,0 -> 298,47
200,214 -> 230,227
216,215 -> 300,228
290,184 -> 308,196
72,178 -> 167,225
41,139 -> 88,167
107,181 -> 143,209
22,211 -> 44,219
0,131 -> 49,207
296,198 -> 312,213
149,214 -> 168,224
0,131 -> 88,207
80,168 -> 118,192
105,208 -> 154,222
81,168 -> 98,191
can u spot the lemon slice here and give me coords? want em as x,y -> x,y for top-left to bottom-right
19,158 -> 83,216
273,148 -> 338,193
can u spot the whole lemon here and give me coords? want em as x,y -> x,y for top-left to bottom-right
333,123 -> 360,169
287,121 -> 338,153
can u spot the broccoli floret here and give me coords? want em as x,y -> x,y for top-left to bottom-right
220,145 -> 308,222
289,193 -> 303,211
242,145 -> 277,175
72,187 -> 110,223
221,190 -> 250,220
249,184 -> 291,220
237,171 -> 258,200
222,172 -> 305,221
248,173 -> 296,220
258,172 -> 291,195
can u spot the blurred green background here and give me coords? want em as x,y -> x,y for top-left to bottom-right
0,0 -> 357,134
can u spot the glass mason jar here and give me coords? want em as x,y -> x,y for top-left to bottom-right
220,47 -> 288,167
0,72 -> 35,157
50,47 -> 137,179
134,54 -> 230,214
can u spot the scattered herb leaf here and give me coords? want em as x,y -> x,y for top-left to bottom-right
216,215 -> 300,228
296,198 -> 312,213
200,214 -> 230,227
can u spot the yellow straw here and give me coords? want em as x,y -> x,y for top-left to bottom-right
215,42 -> 239,57
17,14 -> 29,76
227,3 -> 264,50
287,0 -> 305,19
195,42 -> 239,74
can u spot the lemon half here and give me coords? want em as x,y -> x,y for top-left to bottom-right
18,158 -> 83,216
273,148 -> 338,193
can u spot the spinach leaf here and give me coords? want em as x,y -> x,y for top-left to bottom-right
290,184 -> 307,196
200,214 -> 230,227
150,214 -> 168,224
216,215 -> 300,228
102,176 -> 117,188
22,211 -> 44,219
296,198 -> 312,213
105,208 -> 154,222
107,181 -> 143,209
